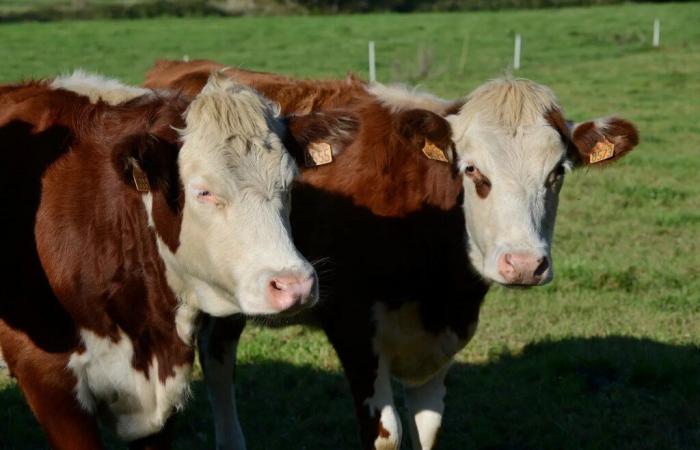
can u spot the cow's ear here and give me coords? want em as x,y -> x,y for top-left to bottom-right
284,110 -> 360,168
113,132 -> 180,195
397,109 -> 453,164
570,117 -> 639,167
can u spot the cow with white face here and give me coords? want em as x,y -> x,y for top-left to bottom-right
447,78 -> 637,288
144,60 -> 640,450
0,71 -> 329,449
154,76 -> 318,318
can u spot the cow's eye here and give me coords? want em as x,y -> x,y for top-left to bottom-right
463,164 -> 491,198
547,164 -> 566,187
194,188 -> 226,208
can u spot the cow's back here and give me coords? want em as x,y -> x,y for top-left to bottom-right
145,59 -> 369,114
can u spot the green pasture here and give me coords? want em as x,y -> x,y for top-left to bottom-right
1,2 -> 699,449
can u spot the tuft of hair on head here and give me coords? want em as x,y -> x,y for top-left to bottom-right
183,70 -> 283,143
459,76 -> 559,129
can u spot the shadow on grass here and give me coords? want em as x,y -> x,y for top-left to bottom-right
1,336 -> 699,450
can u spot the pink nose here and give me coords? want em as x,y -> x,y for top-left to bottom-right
497,252 -> 550,286
267,275 -> 315,311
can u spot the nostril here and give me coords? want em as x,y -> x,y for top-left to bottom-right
270,280 -> 287,291
534,257 -> 549,277
504,253 -> 513,266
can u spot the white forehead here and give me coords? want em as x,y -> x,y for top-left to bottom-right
451,77 -> 568,175
179,74 -> 295,197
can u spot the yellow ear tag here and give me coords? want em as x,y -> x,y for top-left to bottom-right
130,159 -> 151,192
589,137 -> 615,164
305,142 -> 334,167
422,139 -> 449,163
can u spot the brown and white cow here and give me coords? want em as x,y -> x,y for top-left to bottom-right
145,60 -> 639,450
0,71 -> 337,449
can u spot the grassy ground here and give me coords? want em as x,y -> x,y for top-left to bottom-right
1,2 -> 699,449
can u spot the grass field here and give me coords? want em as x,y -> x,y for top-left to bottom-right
1,2 -> 700,449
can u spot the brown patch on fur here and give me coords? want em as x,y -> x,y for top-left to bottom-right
545,108 -> 639,167
284,110 -> 360,167
145,59 -> 369,114
468,167 -> 492,199
571,118 -> 639,166
544,107 -> 576,154
0,81 -> 195,446
377,421 -> 391,438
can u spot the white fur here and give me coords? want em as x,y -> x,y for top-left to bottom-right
367,82 -> 459,116
373,303 -> 474,386
448,77 -> 569,285
404,366 -> 449,450
165,73 -> 316,317
67,329 -> 191,441
51,70 -> 151,105
370,303 -> 477,449
132,73 -> 317,317
364,356 -> 402,450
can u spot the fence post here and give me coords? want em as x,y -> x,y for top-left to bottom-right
653,19 -> 661,48
369,41 -> 376,82
514,33 -> 522,70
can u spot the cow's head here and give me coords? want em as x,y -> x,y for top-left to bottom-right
447,78 -> 638,286
117,74 -> 318,316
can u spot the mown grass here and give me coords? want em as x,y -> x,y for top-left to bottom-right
1,2 -> 699,449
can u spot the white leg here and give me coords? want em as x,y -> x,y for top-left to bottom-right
364,357 -> 402,450
404,364 -> 450,450
198,319 -> 246,450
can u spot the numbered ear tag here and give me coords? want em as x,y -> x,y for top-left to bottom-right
422,139 -> 449,163
304,142 -> 334,167
589,137 -> 615,164
130,159 -> 151,192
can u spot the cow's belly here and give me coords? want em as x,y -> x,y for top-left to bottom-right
373,303 -> 477,387
68,329 -> 191,441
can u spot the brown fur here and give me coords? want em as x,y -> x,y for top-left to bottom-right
545,107 -> 639,166
0,81 -> 193,449
145,59 -> 368,114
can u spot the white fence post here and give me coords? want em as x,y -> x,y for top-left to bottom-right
514,33 -> 522,70
653,19 -> 661,48
368,41 -> 376,83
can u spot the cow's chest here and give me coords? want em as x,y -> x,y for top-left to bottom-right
67,329 -> 192,441
372,303 -> 478,387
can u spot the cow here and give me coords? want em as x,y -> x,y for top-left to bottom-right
0,70 -> 349,449
145,60 -> 639,450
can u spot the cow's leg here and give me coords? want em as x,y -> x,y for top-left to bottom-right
327,328 -> 401,450
21,378 -> 104,450
198,314 -> 247,450
403,364 -> 450,450
0,333 -> 104,449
